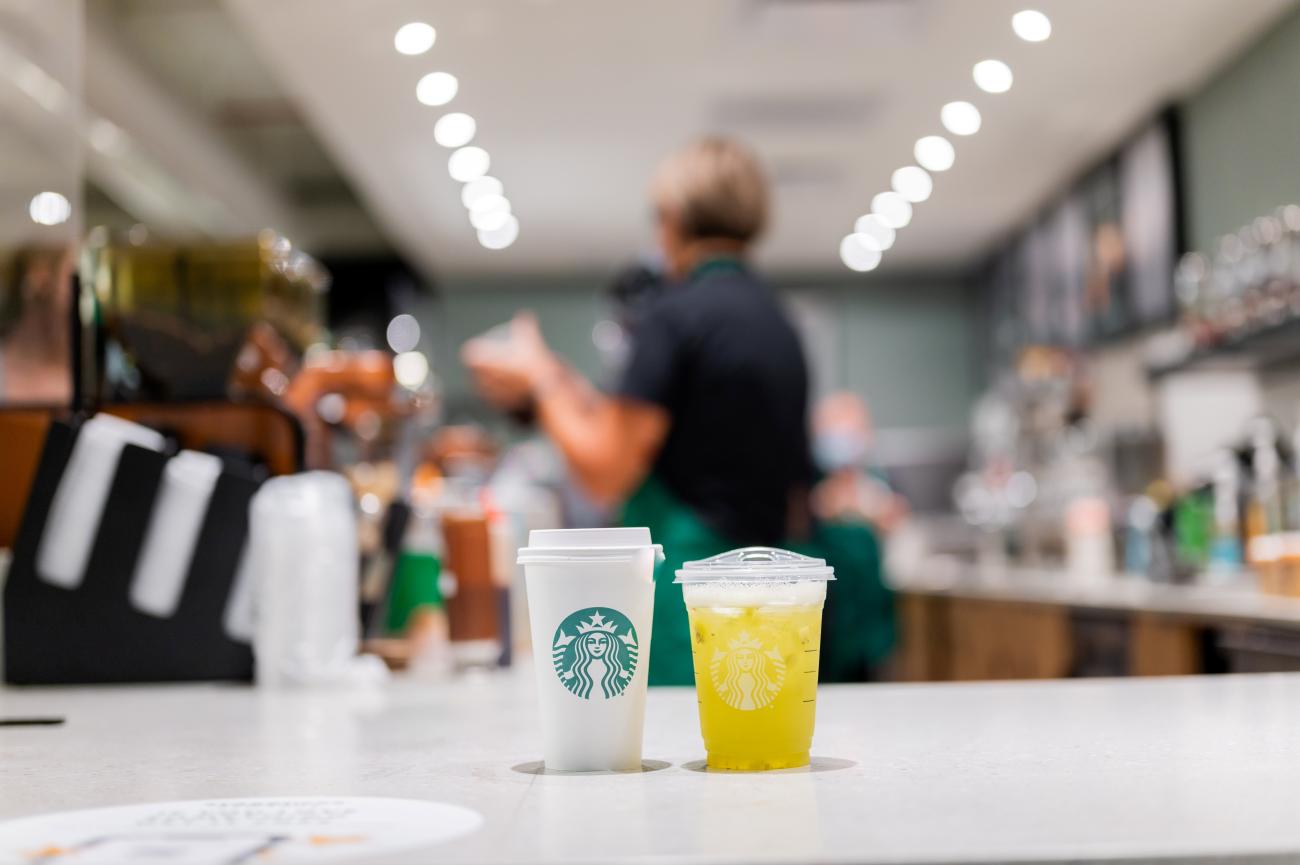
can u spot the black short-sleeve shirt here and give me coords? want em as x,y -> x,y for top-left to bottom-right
617,259 -> 812,545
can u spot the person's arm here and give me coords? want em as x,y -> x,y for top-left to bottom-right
531,357 -> 669,503
462,313 -> 670,505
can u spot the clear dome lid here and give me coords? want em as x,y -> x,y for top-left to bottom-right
674,546 -> 835,583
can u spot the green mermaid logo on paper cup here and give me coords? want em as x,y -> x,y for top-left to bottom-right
519,527 -> 660,771
552,608 -> 639,699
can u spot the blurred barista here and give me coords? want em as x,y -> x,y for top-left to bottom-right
463,137 -> 815,684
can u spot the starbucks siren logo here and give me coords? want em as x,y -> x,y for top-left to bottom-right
553,608 -> 638,699
709,631 -> 786,711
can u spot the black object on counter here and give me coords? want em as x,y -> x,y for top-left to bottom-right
3,419 -> 258,685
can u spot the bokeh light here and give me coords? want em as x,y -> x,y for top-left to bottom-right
853,214 -> 896,251
840,234 -> 883,272
871,191 -> 913,229
434,112 -> 476,148
1012,9 -> 1052,42
394,22 -> 436,56
915,135 -> 956,172
29,191 -> 71,226
461,176 -> 503,209
891,166 -> 933,203
973,59 -> 1014,94
941,101 -> 982,136
386,314 -> 421,353
416,71 -> 458,106
478,214 -> 519,250
448,146 -> 490,182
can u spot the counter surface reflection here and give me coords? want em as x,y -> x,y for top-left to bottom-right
2,670 -> 1300,863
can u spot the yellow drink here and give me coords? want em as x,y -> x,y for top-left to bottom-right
685,591 -> 824,770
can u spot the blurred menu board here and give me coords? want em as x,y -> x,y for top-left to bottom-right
988,111 -> 1180,352
1120,121 -> 1179,326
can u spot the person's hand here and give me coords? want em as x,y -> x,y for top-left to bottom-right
461,313 -> 561,410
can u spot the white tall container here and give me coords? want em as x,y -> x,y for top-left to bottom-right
248,472 -> 360,687
129,450 -> 224,618
37,414 -> 165,589
517,528 -> 660,772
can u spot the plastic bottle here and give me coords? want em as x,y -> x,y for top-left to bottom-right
1206,449 -> 1244,580
1245,418 -> 1284,591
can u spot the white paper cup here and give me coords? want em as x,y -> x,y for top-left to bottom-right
37,414 -> 166,589
518,528 -> 661,772
130,450 -> 224,618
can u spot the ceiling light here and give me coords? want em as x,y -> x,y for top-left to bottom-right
462,175 -> 501,209
28,191 -> 71,226
840,234 -> 882,273
386,314 -> 421,354
1012,9 -> 1052,42
468,192 -> 510,215
478,214 -> 519,250
434,112 -> 476,148
871,191 -> 912,229
973,59 -> 1013,94
471,208 -> 513,232
393,351 -> 430,389
394,22 -> 436,56
891,166 -> 933,203
87,118 -> 126,155
914,136 -> 956,172
448,146 -> 490,182
469,193 -> 513,231
416,71 -> 458,106
853,214 -> 896,251
941,101 -> 982,136
461,176 -> 503,209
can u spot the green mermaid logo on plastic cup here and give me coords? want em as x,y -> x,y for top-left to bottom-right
552,608 -> 639,699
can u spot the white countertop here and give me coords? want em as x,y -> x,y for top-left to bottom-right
4,670 -> 1300,864
892,557 -> 1300,628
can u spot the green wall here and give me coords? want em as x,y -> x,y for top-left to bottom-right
804,279 -> 980,431
425,272 -> 980,435
1182,6 -> 1300,254
424,276 -> 608,421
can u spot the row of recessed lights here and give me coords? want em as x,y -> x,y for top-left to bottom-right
839,8 -> 1052,272
395,21 -> 518,251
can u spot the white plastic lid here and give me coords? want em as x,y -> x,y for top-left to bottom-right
674,546 -> 835,583
516,527 -> 663,564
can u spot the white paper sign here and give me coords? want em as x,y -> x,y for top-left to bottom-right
0,797 -> 482,865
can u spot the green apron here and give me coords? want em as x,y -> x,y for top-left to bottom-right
384,551 -> 444,635
622,476 -> 895,686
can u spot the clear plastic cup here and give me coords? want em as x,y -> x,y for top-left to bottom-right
676,547 -> 834,771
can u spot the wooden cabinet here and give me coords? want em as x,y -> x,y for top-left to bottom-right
897,594 -> 1212,681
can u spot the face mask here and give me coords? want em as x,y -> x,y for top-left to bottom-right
813,431 -> 867,473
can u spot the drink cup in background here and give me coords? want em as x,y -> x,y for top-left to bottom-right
249,472 -> 361,687
517,528 -> 660,772
676,547 -> 835,771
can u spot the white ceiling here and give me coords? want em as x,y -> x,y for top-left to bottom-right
83,0 -> 391,253
0,0 -> 84,246
223,0 -> 1296,279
